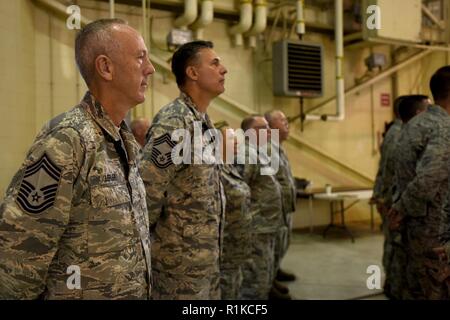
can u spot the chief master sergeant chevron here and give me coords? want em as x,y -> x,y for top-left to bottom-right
0,19 -> 155,299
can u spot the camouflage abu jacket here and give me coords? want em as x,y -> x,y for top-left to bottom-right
0,92 -> 151,299
139,92 -> 225,299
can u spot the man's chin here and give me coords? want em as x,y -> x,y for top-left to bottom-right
135,94 -> 146,105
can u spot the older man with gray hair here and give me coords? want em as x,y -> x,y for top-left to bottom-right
0,19 -> 155,299
265,110 -> 298,299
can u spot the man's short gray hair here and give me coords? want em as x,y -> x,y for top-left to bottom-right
75,18 -> 128,86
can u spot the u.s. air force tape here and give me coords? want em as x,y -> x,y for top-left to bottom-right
16,153 -> 62,215
150,133 -> 177,169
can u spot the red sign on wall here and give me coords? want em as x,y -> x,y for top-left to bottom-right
380,93 -> 391,107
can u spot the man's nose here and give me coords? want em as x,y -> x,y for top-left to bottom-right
145,59 -> 156,75
221,65 -> 228,75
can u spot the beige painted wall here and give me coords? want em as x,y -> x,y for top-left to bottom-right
0,0 -> 36,196
0,0 -> 446,228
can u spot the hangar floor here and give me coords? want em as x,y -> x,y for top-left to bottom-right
282,221 -> 387,300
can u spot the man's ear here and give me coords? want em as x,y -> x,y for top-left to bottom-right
185,65 -> 198,82
95,55 -> 113,81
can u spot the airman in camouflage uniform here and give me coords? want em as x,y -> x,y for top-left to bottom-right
265,110 -> 297,290
373,115 -> 403,299
431,178 -> 450,296
0,92 -> 152,299
139,41 -> 227,300
384,95 -> 429,299
219,163 -> 252,300
238,115 -> 284,300
390,101 -> 450,299
0,19 -> 155,300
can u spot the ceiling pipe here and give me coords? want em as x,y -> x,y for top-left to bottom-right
305,0 -> 344,121
296,0 -> 305,35
191,0 -> 214,40
109,0 -> 115,18
174,0 -> 198,29
34,0 -> 91,26
245,0 -> 268,48
229,0 -> 253,46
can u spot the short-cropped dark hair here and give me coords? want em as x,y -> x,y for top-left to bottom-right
430,66 -> 450,101
171,40 -> 213,87
241,115 -> 261,131
398,94 -> 429,123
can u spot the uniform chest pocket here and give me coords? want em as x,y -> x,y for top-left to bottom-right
90,183 -> 131,208
88,183 -> 135,254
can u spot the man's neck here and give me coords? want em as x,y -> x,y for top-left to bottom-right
182,86 -> 212,113
90,87 -> 129,126
435,100 -> 450,115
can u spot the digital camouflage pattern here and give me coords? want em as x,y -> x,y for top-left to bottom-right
393,105 -> 450,299
139,92 -> 225,300
236,142 -> 283,234
372,119 -> 404,299
0,92 -> 151,300
373,119 -> 402,206
240,233 -> 275,300
273,144 -> 297,274
237,141 -> 283,299
219,163 -> 252,299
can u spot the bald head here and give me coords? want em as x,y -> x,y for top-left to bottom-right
75,19 -> 129,86
264,110 -> 289,142
131,118 -> 151,147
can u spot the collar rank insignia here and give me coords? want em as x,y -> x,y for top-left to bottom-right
16,153 -> 62,215
150,133 -> 177,169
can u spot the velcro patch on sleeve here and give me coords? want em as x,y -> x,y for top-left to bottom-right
16,153 -> 62,215
150,133 -> 177,169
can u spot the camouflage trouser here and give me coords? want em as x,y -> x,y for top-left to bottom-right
405,234 -> 448,300
405,255 -> 448,300
241,233 -> 276,300
220,265 -> 244,300
151,269 -> 221,300
273,225 -> 289,278
387,236 -> 408,299
382,217 -> 409,299
282,212 -> 293,255
381,217 -> 392,276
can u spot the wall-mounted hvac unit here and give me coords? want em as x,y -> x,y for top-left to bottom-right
272,40 -> 323,98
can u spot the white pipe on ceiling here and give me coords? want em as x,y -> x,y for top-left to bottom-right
229,0 -> 253,46
245,0 -> 268,48
191,0 -> 214,40
110,0 -> 115,18
34,0 -> 91,26
296,0 -> 305,35
306,0 -> 344,121
174,0 -> 198,29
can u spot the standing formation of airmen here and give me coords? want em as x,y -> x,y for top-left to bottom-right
0,19 -> 298,300
373,66 -> 450,300
9,16 -> 450,301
